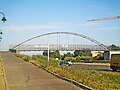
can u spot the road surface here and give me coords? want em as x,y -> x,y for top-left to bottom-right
1,52 -> 81,90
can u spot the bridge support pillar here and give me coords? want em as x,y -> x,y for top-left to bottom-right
104,51 -> 110,60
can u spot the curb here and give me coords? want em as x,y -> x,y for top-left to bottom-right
0,53 -> 9,90
30,62 -> 92,90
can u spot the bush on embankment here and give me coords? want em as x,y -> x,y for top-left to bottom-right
15,53 -> 120,90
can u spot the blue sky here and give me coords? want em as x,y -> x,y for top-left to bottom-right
0,0 -> 120,50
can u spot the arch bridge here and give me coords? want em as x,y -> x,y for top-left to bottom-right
9,32 -> 109,52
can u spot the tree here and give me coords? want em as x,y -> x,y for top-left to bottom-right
82,48 -> 91,56
43,50 -> 61,59
43,50 -> 51,56
109,44 -> 120,51
74,49 -> 91,57
50,50 -> 61,59
74,50 -> 80,57
64,52 -> 73,57
64,57 -> 75,61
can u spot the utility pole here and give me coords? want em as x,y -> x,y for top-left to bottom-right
47,43 -> 49,66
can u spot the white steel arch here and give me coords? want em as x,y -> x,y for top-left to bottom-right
12,32 -> 109,51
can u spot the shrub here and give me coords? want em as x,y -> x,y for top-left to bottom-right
64,57 -> 75,61
15,53 -> 23,57
15,53 -> 31,61
75,56 -> 81,60
75,56 -> 92,60
21,55 -> 31,61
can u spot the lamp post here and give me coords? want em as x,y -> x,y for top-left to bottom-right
47,43 -> 49,66
0,29 -> 3,34
0,12 -> 7,23
0,12 -> 7,41
0,29 -> 3,40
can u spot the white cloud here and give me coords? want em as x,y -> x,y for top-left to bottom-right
1,22 -> 119,32
89,5 -> 113,12
79,22 -> 97,26
1,24 -> 65,31
97,26 -> 120,30
1,22 -> 98,31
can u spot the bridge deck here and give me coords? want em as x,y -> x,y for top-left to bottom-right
10,44 -> 108,51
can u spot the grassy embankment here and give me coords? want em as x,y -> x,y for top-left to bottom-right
16,53 -> 120,90
0,54 -> 6,90
72,62 -> 110,66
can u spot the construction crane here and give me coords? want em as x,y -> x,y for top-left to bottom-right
87,16 -> 120,22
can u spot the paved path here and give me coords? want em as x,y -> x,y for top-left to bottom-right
1,52 -> 81,90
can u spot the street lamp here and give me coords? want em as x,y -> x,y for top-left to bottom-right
48,43 -> 50,65
0,29 -> 3,35
0,29 -> 2,41
0,12 -> 7,41
0,29 -> 3,41
0,12 -> 7,23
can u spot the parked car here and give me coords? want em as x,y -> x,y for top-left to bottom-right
60,60 -> 72,66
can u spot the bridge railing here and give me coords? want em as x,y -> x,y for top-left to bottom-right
9,44 -> 109,51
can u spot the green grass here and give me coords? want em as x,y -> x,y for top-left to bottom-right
16,53 -> 120,90
45,65 -> 120,90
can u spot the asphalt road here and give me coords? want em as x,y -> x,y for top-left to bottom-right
1,52 -> 81,90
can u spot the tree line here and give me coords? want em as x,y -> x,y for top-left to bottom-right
42,49 -> 103,60
42,44 -> 120,61
108,44 -> 120,51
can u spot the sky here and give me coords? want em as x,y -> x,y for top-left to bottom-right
0,0 -> 120,50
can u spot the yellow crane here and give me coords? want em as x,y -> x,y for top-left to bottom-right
87,16 -> 120,22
